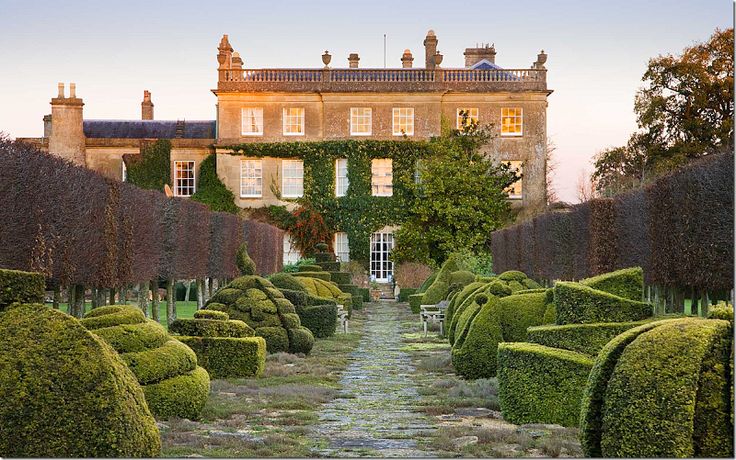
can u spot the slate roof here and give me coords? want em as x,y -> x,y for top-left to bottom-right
83,120 -> 216,139
470,59 -> 504,70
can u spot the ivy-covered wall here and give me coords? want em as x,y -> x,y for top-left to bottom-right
225,140 -> 431,263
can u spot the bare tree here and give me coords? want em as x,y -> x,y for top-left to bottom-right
546,138 -> 559,204
576,169 -> 598,203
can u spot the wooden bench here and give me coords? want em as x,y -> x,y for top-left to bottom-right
420,300 -> 449,337
336,304 -> 348,333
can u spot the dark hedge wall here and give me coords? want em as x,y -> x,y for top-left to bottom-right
491,153 -> 733,291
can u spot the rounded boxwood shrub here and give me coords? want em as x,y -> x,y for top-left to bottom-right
295,271 -> 332,281
269,272 -> 308,292
420,256 -> 461,305
526,319 -> 654,356
579,317 -> 733,458
92,320 -> 169,353
293,276 -> 352,315
417,271 -> 438,294
193,309 -> 230,320
497,342 -> 594,427
255,326 -> 290,353
449,270 -> 475,287
0,304 -> 161,457
450,292 -> 488,350
295,303 -> 337,338
297,264 -> 323,272
330,272 -> 352,285
553,281 -> 652,325
178,336 -> 266,379
445,281 -> 486,331
580,266 -> 643,301
398,287 -> 418,302
170,317 -> 254,337
83,305 -> 210,420
236,242 -> 257,275
448,283 -> 490,345
0,268 -> 45,310
498,270 -> 528,282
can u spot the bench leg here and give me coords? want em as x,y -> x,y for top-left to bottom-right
439,319 -> 444,336
344,319 -> 348,333
423,319 -> 428,337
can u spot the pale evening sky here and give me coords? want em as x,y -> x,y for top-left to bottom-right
0,0 -> 731,202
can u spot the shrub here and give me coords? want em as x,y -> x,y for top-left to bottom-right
294,276 -> 342,299
256,326 -> 290,353
190,154 -> 238,213
170,318 -> 254,337
0,304 -> 160,457
288,327 -> 316,354
330,272 -> 352,285
295,271 -> 332,281
142,366 -> 210,421
398,288 -> 418,302
297,264 -> 322,272
580,317 -> 733,458
553,281 -> 652,324
498,291 -> 550,342
80,305 -> 146,329
408,293 -> 424,314
394,262 -> 434,289
498,270 -> 527,282
542,303 -> 556,324
279,288 -> 309,307
515,288 -> 547,295
92,320 -> 169,353
318,261 -> 341,272
122,339 -> 198,385
580,266 -> 643,301
193,309 -> 230,320
417,271 -> 438,293
487,280 -> 513,297
449,270 -> 475,286
295,304 -> 337,338
269,272 -> 308,292
236,242 -> 257,275
527,320 -> 654,356
420,256 -> 460,304
708,303 -> 734,322
497,342 -> 594,427
451,293 -> 487,350
358,287 -> 370,302
445,281 -> 486,329
0,268 -> 45,310
178,336 -> 266,379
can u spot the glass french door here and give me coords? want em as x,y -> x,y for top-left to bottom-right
370,232 -> 394,282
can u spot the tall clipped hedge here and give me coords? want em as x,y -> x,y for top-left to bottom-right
491,153 -> 734,291
0,139 -> 283,292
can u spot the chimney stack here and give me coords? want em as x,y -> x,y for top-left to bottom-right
348,53 -> 360,68
217,34 -> 234,82
423,30 -> 438,69
464,43 -> 496,67
49,82 -> 86,166
141,90 -> 154,120
401,49 -> 414,68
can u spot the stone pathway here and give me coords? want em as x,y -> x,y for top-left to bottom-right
312,301 -> 439,458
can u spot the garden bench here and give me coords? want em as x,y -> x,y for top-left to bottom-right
336,304 -> 348,333
420,300 -> 449,337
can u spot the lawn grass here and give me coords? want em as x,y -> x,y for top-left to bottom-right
45,301 -> 199,329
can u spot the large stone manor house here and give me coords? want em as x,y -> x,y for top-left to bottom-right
21,30 -> 552,282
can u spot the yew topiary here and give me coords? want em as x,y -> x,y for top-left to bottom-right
236,242 -> 257,275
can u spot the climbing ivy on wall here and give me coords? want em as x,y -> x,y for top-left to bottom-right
225,140 -> 431,264
191,154 -> 238,214
124,139 -> 171,191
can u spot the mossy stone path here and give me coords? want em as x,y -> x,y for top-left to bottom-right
313,301 -> 438,457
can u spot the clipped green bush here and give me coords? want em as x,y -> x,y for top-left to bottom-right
451,293 -> 487,350
294,304 -> 337,338
122,339 -> 197,385
0,268 -> 45,310
330,272 -> 352,285
580,266 -> 643,301
408,293 -> 424,314
449,270 -> 475,286
515,288 -> 548,295
542,303 -> 556,324
497,342 -> 594,427
269,272 -> 308,292
498,270 -> 528,282
92,320 -> 169,353
294,275 -> 352,314
580,317 -> 733,458
358,287 -> 370,302
178,336 -> 266,379
236,242 -> 257,275
170,318 -> 254,337
206,275 -> 314,354
420,256 -> 461,305
80,305 -> 146,329
487,281 -> 513,297
554,281 -> 652,324
297,264 -> 323,272
527,320 -> 653,356
448,282 -> 490,345
398,288 -> 418,302
193,309 -> 230,320
445,281 -> 486,330
318,261 -> 341,272
708,303 -> 734,322
0,304 -> 161,457
522,278 -> 543,289
296,271 -> 332,281
142,366 -> 211,421
417,271 -> 438,293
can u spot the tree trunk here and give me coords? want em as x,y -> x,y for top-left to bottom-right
208,277 -> 214,299
90,287 -> 97,309
99,288 -> 108,306
139,281 -> 150,318
119,286 -> 128,305
151,279 -> 160,323
52,285 -> 61,309
166,278 -> 176,326
67,285 -> 74,316
73,284 -> 85,318
184,280 -> 191,303
196,279 -> 205,310
702,290 -> 710,317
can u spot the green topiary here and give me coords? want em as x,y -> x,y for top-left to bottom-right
170,318 -> 254,337
318,261 -> 341,272
515,288 -> 548,295
122,339 -> 198,385
542,303 -> 556,324
297,264 -> 323,272
295,271 -> 332,281
417,271 -> 438,294
0,268 -> 45,311
498,270 -> 528,282
330,272 -> 352,285
398,287 -> 418,302
269,272 -> 309,292
142,366 -> 211,421
708,303 -> 734,323
209,288 -> 243,305
445,281 -> 486,330
0,304 -> 161,457
451,293 -> 488,350
408,293 -> 424,314
193,309 -> 230,320
580,266 -> 643,301
497,342 -> 594,427
80,306 -> 146,329
522,278 -> 542,289
448,282 -> 491,345
358,287 -> 370,302
580,317 -> 733,458
255,326 -> 290,353
420,256 -> 460,305
295,303 -> 337,338
507,280 -> 525,292
498,291 -> 550,342
178,336 -> 266,379
92,320 -> 169,353
527,320 -> 654,356
553,281 -> 652,324
449,270 -> 475,287
315,242 -> 329,252
236,242 -> 257,275
487,281 -> 513,297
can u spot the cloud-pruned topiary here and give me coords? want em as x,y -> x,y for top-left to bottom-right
526,319 -> 654,356
269,272 -> 309,293
554,281 -> 652,324
420,256 -> 461,305
580,266 -> 643,301
293,275 -> 352,315
236,242 -> 257,275
206,275 -> 314,354
0,304 -> 161,457
82,305 -> 210,420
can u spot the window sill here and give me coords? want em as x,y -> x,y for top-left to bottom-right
500,133 -> 524,138
241,132 -> 264,136
283,132 -> 305,136
350,132 -> 372,136
240,195 -> 263,199
392,132 -> 414,136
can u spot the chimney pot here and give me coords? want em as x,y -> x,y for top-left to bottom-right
57,82 -> 65,98
69,83 -> 76,98
348,53 -> 360,68
142,90 -> 154,120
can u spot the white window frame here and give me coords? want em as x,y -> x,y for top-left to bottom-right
241,107 -> 264,136
370,232 -> 394,282
174,160 -> 196,197
283,234 -> 301,265
281,159 -> 304,198
371,158 -> 393,197
350,107 -> 372,136
240,159 -> 263,198
504,160 -> 523,199
334,232 -> 350,262
283,107 -> 305,136
456,107 -> 479,129
501,107 -> 523,137
392,107 -> 414,136
335,158 -> 349,197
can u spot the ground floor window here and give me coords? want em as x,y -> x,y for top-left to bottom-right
334,232 -> 350,262
283,234 -> 300,265
174,160 -> 195,197
370,232 -> 393,282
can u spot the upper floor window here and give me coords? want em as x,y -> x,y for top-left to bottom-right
504,160 -> 523,199
283,107 -> 305,136
335,158 -> 349,197
456,108 -> 479,130
174,160 -> 195,197
334,232 -> 350,262
350,107 -> 372,135
241,107 -> 264,136
240,159 -> 262,198
371,158 -> 393,196
282,159 -> 304,198
392,108 -> 414,136
501,108 -> 523,136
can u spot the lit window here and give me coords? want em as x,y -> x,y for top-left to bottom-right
501,108 -> 523,136
282,159 -> 304,198
334,232 -> 350,262
456,108 -> 479,129
241,107 -> 264,135
392,108 -> 414,136
174,161 -> 195,197
335,158 -> 349,197
283,107 -> 305,135
371,159 -> 393,196
121,160 -> 127,182
240,159 -> 262,197
283,234 -> 301,265
504,160 -> 523,199
350,107 -> 372,135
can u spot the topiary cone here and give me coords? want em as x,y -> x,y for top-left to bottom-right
237,242 -> 257,275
